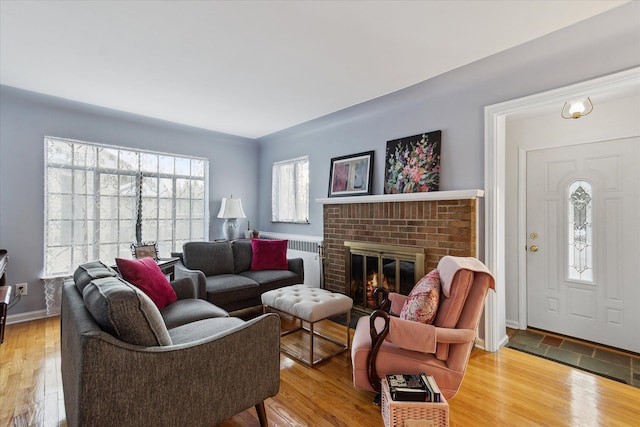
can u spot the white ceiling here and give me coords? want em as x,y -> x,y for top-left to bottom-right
0,1 -> 629,139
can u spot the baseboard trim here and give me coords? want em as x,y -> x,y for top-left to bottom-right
498,333 -> 510,348
7,309 -> 59,325
506,319 -> 521,329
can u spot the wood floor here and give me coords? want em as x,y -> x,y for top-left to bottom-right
2,315 -> 639,427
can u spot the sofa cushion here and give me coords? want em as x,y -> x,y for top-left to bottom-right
73,261 -> 118,294
161,299 -> 229,329
168,317 -> 245,345
239,270 -> 300,294
205,274 -> 260,310
400,269 -> 440,324
434,269 -> 474,329
82,276 -> 172,346
232,239 -> 253,273
169,317 -> 245,346
250,239 -> 288,271
116,257 -> 177,310
433,268 -> 474,360
183,241 -> 234,276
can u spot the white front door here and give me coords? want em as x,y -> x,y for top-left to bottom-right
526,137 -> 640,353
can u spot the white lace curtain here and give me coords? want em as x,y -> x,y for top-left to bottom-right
271,156 -> 309,223
44,137 -> 209,277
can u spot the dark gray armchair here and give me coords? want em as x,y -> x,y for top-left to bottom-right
61,261 -> 280,427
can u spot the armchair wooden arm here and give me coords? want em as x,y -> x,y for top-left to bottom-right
372,287 -> 391,311
367,309 -> 390,391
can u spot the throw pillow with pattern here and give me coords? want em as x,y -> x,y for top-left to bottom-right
400,269 -> 441,324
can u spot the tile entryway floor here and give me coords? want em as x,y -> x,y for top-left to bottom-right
507,329 -> 640,389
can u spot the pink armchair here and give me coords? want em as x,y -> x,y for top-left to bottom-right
351,256 -> 495,400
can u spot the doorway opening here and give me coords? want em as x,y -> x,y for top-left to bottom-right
484,66 -> 640,352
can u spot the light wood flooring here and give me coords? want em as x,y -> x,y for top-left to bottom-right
2,314 -> 640,426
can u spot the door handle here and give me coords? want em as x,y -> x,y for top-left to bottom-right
530,245 -> 539,252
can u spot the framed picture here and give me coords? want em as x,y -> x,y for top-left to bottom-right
384,130 -> 441,194
130,242 -> 159,260
328,151 -> 374,197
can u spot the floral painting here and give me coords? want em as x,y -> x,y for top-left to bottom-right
384,130 -> 441,194
328,151 -> 374,197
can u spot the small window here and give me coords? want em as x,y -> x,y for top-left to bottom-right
272,156 -> 309,223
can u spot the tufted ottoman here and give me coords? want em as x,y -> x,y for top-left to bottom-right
261,284 -> 353,367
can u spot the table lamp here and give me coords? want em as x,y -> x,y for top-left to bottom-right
217,195 -> 246,240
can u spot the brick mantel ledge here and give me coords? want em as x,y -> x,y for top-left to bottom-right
315,189 -> 484,205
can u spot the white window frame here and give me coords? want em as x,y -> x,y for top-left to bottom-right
272,156 -> 309,224
44,136 -> 209,276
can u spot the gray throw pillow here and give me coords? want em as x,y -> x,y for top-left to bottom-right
73,260 -> 118,294
182,241 -> 234,276
232,240 -> 253,273
82,276 -> 172,346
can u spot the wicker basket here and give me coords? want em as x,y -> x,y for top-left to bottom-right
381,379 -> 450,427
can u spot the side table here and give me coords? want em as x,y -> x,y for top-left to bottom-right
156,257 -> 180,280
381,378 -> 449,427
0,285 -> 12,344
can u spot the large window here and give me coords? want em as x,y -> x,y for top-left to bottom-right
45,137 -> 208,276
272,156 -> 309,223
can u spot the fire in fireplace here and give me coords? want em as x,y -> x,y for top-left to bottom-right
345,241 -> 425,312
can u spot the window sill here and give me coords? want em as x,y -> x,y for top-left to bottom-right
270,221 -> 310,224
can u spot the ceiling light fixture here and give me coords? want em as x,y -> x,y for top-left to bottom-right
561,97 -> 593,119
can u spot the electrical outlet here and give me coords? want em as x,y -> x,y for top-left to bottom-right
16,283 -> 28,296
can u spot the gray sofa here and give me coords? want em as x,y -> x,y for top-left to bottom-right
175,240 -> 304,317
61,261 -> 280,427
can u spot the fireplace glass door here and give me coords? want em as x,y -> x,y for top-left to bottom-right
350,253 -> 388,310
382,258 -> 416,296
345,241 -> 425,312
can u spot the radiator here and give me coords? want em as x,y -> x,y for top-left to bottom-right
257,232 -> 324,288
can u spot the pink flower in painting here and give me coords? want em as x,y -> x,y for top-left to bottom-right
412,168 -> 422,184
332,163 -> 349,192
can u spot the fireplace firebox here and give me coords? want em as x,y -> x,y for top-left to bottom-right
344,241 -> 425,312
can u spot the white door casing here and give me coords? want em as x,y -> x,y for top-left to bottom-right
484,67 -> 640,352
526,138 -> 640,352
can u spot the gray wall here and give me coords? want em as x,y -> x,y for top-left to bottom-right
255,3 -> 640,239
0,86 -> 258,315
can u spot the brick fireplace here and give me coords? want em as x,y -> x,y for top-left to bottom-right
318,190 -> 483,296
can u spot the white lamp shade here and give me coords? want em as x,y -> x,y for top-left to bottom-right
217,197 -> 246,219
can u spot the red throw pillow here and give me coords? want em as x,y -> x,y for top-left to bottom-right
400,269 -> 441,324
115,257 -> 177,310
250,239 -> 288,271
